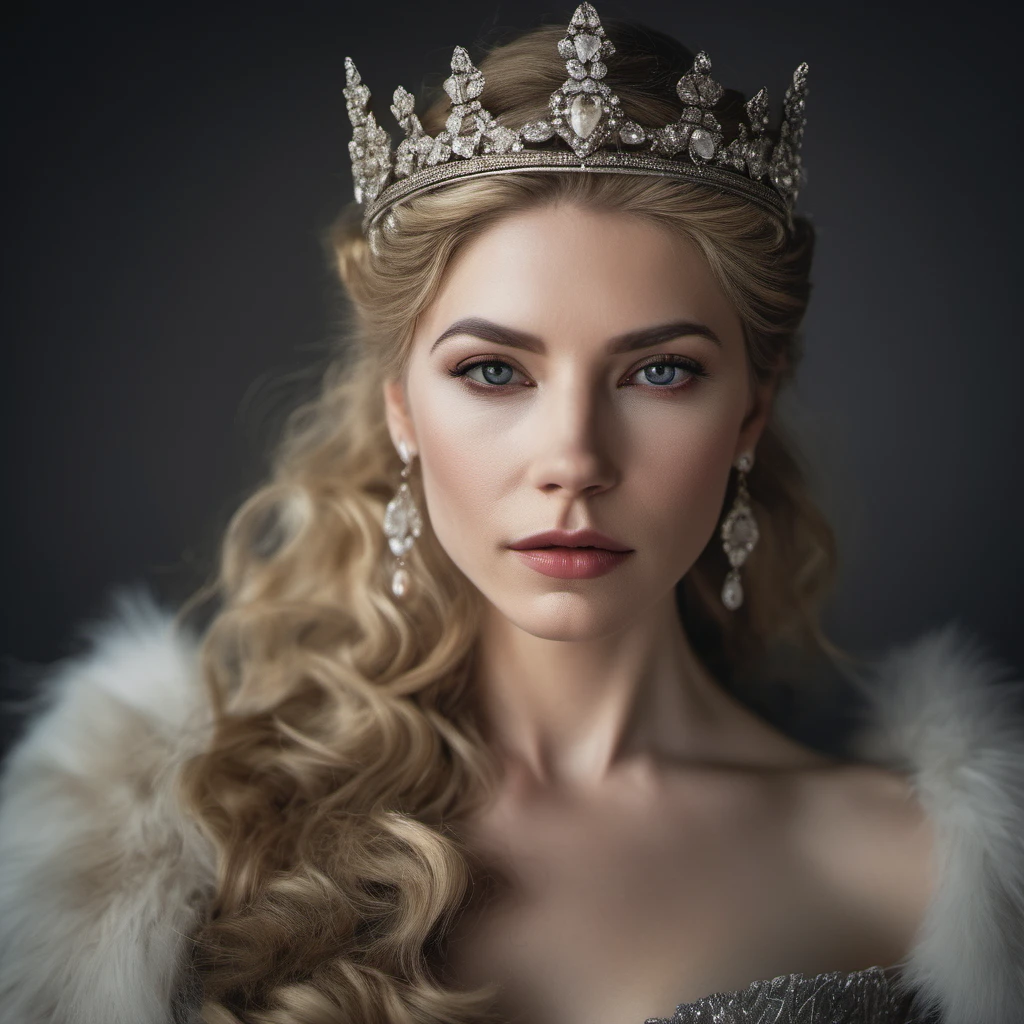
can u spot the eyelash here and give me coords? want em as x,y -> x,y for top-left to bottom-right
447,354 -> 710,394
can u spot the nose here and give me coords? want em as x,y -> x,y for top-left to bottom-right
523,373 -> 620,498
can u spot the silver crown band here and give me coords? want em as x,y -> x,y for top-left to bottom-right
362,151 -> 791,228
345,3 -> 808,233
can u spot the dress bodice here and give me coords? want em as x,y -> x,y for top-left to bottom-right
643,964 -> 938,1023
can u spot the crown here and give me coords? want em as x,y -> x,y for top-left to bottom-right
344,3 -> 808,232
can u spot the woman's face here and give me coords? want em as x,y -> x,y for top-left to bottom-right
384,201 -> 772,641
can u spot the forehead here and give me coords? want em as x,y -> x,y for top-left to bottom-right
414,202 -> 742,348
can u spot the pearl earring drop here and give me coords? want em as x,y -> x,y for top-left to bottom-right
720,451 -> 759,610
383,439 -> 422,599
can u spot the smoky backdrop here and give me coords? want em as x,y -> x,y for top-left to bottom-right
2,0 -> 1021,751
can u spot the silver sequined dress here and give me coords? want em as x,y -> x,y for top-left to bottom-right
643,965 -> 939,1024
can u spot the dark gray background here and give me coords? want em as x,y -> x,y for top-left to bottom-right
2,1 -> 1021,745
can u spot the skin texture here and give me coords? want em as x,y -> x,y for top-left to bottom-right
382,203 -> 934,1024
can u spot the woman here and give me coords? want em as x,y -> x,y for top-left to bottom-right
0,6 -> 1021,1023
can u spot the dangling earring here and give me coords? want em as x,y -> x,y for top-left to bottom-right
720,451 -> 759,611
383,439 -> 422,599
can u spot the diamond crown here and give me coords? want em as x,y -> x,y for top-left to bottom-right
345,3 -> 809,230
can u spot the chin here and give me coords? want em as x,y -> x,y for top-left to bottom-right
481,581 -> 656,642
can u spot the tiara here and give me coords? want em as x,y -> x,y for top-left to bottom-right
344,3 -> 808,232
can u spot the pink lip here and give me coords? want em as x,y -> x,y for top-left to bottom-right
512,547 -> 633,579
508,528 -> 632,552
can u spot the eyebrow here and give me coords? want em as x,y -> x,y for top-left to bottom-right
429,316 -> 722,356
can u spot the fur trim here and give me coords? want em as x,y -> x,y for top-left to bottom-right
0,589 -> 215,1024
0,598 -> 1021,1023
846,624 -> 1024,1024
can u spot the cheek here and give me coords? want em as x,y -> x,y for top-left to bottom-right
625,402 -> 740,564
407,384 -> 509,565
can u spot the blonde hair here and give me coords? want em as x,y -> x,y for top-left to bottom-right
177,19 -> 839,1024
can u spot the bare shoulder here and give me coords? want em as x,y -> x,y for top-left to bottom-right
793,761 -> 937,954
720,699 -> 936,896
817,762 -> 933,850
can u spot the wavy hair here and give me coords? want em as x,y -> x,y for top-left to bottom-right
177,19 -> 839,1024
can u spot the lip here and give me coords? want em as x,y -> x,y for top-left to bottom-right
512,547 -> 633,579
507,528 -> 632,552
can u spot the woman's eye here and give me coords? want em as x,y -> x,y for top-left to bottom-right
636,364 -> 687,386
462,360 -> 523,387
627,357 -> 706,389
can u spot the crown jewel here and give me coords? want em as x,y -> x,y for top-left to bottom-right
344,3 -> 808,230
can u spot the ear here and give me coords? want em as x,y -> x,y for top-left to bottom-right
734,373 -> 776,464
382,377 -> 418,455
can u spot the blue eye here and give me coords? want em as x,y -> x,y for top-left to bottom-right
627,355 -> 708,390
638,363 -> 686,386
465,361 -> 518,387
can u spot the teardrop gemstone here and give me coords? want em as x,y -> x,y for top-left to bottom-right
721,574 -> 744,610
574,33 -> 601,62
569,94 -> 602,139
391,566 -> 410,598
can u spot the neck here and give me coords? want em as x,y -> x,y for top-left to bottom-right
473,590 -> 737,790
